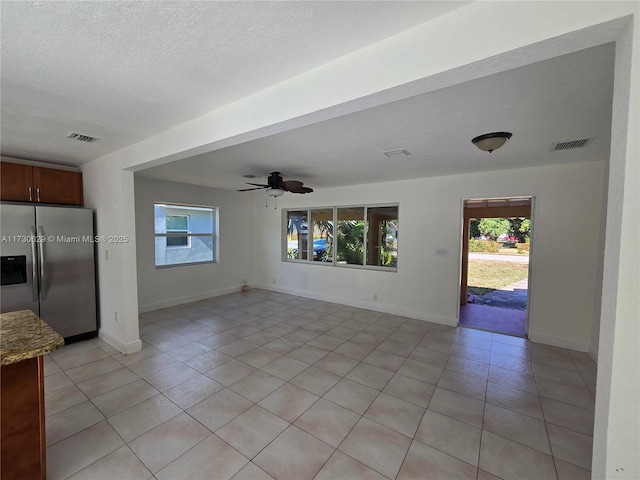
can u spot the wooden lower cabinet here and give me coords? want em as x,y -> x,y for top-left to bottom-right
1,356 -> 46,480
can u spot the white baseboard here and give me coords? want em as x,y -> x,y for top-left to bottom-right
99,328 -> 142,355
138,285 -> 243,313
253,283 -> 456,327
528,330 -> 590,352
588,342 -> 599,363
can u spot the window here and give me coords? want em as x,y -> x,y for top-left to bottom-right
366,206 -> 398,267
337,207 -> 365,265
284,204 -> 398,271
166,214 -> 189,247
310,208 -> 333,262
286,210 -> 308,260
154,203 -> 216,267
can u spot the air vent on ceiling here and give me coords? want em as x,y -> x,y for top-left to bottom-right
552,138 -> 593,151
383,149 -> 411,158
67,132 -> 97,143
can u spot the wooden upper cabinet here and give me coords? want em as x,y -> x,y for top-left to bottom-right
0,162 -> 34,202
32,166 -> 83,205
0,162 -> 83,205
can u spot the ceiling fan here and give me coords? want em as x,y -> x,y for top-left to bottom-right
238,172 -> 313,196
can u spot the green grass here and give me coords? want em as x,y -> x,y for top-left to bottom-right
467,260 -> 529,296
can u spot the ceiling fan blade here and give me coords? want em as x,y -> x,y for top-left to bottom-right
244,182 -> 269,187
287,186 -> 314,194
282,180 -> 313,193
281,180 -> 303,190
237,186 -> 269,192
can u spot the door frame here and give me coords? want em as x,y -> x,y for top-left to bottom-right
458,195 -> 537,336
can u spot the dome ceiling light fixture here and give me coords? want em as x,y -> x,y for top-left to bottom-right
267,188 -> 285,197
471,132 -> 513,153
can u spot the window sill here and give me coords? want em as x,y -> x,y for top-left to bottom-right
283,259 -> 397,272
155,260 -> 216,269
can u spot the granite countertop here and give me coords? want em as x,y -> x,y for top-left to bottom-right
0,310 -> 64,366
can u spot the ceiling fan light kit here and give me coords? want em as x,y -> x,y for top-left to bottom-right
471,132 -> 513,153
267,188 -> 285,197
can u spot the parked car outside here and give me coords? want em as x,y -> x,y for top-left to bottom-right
287,238 -> 329,260
313,238 -> 328,261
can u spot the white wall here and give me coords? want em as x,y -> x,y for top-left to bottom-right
255,161 -> 607,352
134,175 -> 256,312
82,162 -> 141,354
592,10 -> 640,477
589,161 -> 610,362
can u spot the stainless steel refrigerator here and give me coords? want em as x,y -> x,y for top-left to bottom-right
1,203 -> 97,340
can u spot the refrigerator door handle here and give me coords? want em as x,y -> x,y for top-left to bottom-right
37,226 -> 46,300
30,226 -> 39,302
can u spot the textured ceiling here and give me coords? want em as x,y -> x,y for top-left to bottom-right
139,43 -> 615,190
0,1 -> 469,166
1,2 -> 614,192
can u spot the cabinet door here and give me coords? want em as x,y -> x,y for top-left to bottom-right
32,167 -> 83,205
0,162 -> 34,202
0,357 -> 46,480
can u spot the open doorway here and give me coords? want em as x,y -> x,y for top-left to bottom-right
459,197 -> 533,337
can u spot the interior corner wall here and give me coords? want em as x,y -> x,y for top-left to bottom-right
81,161 -> 141,354
589,160 -> 611,362
134,175 -> 256,312
254,161 -> 606,352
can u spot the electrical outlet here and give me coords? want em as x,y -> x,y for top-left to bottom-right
435,248 -> 450,257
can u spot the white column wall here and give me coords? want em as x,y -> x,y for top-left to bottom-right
592,10 -> 640,478
81,160 -> 141,354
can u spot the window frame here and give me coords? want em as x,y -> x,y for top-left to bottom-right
154,202 -> 217,268
365,205 -> 399,269
285,210 -> 309,261
283,203 -> 398,272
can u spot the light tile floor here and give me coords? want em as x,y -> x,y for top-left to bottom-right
44,289 -> 597,480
